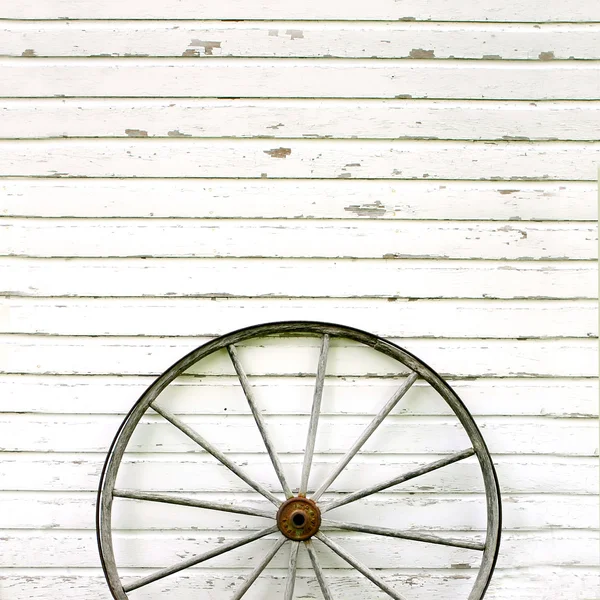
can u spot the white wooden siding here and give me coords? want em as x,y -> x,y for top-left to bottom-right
2,180 -> 596,220
3,60 -> 600,99
3,1 -> 600,22
2,23 -> 600,59
0,1 -> 598,599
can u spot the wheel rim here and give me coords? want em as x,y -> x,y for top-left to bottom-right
97,320 -> 502,600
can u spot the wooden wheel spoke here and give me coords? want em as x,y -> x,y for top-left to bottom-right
230,536 -> 288,600
316,532 -> 408,600
150,401 -> 282,506
284,542 -> 300,600
300,334 -> 330,496
228,344 -> 293,499
321,519 -> 485,551
122,524 -> 279,593
113,489 -> 276,519
305,539 -> 334,600
320,447 -> 476,513
311,372 -> 419,501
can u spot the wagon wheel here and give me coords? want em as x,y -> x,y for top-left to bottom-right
97,321 -> 501,600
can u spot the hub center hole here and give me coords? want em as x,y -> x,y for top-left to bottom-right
291,512 -> 306,527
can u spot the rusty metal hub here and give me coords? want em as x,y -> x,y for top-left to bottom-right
276,496 -> 321,540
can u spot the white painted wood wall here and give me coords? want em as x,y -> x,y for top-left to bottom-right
0,1 -> 598,599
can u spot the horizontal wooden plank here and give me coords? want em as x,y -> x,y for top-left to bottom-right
1,414 -> 596,455
1,336 -> 596,377
2,180 -> 596,220
3,0 -> 599,22
2,375 -> 596,417
4,530 -> 597,569
3,453 -> 596,493
1,140 -> 598,179
3,99 -> 600,141
2,220 -> 596,260
2,298 -> 596,339
3,492 -> 597,530
2,59 -> 600,99
3,23 -> 600,60
1,568 -> 597,600
1,258 -> 597,299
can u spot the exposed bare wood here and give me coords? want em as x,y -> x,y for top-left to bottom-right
320,448 -> 476,512
230,536 -> 287,600
316,532 -> 409,600
122,524 -> 279,592
228,344 -> 293,498
284,541 -> 299,600
321,519 -> 485,550
311,372 -> 419,501
304,539 -> 334,600
112,489 -> 276,519
150,401 -> 282,506
300,334 -> 330,495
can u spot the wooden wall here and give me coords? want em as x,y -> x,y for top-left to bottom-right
0,2 -> 598,599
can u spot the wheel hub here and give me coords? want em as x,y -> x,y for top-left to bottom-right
276,496 -> 321,540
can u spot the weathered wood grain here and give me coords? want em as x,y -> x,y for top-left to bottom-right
1,375 -> 596,417
2,220 -> 596,260
3,100 -> 599,140
3,0 -> 599,21
1,414 -> 596,455
3,454 -> 596,494
1,336 -> 596,377
1,258 -> 597,299
3,23 -> 599,59
2,59 -> 599,99
2,180 -> 596,220
1,140 -> 598,179
2,298 -> 596,339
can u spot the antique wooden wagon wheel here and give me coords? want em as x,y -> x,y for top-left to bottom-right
97,321 -> 501,600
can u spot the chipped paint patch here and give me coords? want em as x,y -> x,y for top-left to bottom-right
21,49 -> 36,57
498,189 -> 519,195
409,48 -> 435,59
168,130 -> 191,138
264,148 -> 291,159
499,225 -> 528,239
124,129 -> 148,138
344,201 -> 386,218
337,173 -> 352,179
267,123 -> 285,130
395,94 -> 413,99
482,54 -> 502,60
286,30 -> 304,40
189,40 -> 222,55
182,49 -> 200,57
502,136 -> 530,141
539,51 -> 555,61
